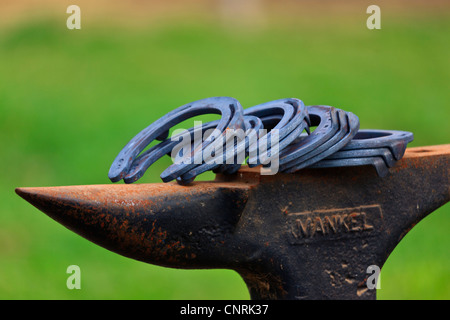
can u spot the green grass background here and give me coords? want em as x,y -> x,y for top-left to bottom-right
0,5 -> 448,299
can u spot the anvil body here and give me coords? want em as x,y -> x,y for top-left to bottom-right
16,145 -> 450,299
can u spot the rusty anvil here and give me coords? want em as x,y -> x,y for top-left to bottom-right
16,144 -> 450,300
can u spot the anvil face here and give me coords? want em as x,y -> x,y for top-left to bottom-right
16,145 -> 450,300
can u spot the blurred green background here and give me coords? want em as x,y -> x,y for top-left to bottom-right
0,0 -> 448,299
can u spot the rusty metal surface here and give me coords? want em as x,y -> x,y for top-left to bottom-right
16,144 -> 450,299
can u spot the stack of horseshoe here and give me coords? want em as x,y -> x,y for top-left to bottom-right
108,97 -> 414,185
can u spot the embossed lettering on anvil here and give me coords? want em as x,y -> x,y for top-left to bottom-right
288,205 -> 383,242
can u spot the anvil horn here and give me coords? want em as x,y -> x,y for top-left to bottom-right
15,181 -> 254,269
16,145 -> 450,300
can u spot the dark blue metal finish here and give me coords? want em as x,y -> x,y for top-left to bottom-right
124,120 -> 219,184
108,97 -> 413,184
282,109 -> 360,173
160,99 -> 246,182
179,115 -> 264,182
310,156 -> 390,177
341,129 -> 414,160
245,98 -> 310,167
326,147 -> 397,168
311,129 -> 414,177
278,105 -> 340,166
108,97 -> 245,184
211,98 -> 310,177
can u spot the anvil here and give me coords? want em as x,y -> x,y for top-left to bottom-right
16,144 -> 450,300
